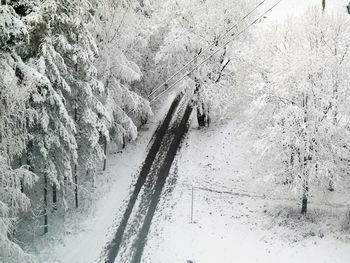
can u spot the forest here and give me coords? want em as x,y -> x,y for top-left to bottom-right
1,0 -> 350,262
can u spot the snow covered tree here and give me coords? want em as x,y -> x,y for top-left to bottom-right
247,8 -> 350,214
4,0 -> 81,236
90,0 -> 152,151
24,0 -> 110,210
0,4 -> 37,262
1,0 -> 153,256
152,0 -> 257,125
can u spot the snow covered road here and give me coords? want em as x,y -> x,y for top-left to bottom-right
101,93 -> 194,263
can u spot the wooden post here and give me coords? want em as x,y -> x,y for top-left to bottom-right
191,185 -> 194,224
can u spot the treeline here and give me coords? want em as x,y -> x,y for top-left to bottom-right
0,0 -> 152,261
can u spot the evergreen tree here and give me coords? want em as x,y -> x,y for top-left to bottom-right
26,0 -> 109,210
11,0 -> 80,234
0,4 -> 37,262
91,0 -> 152,149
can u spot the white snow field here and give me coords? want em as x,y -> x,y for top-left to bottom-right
142,119 -> 350,263
36,110 -> 350,263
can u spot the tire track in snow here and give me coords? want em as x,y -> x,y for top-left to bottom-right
102,93 -> 184,263
130,103 -> 194,263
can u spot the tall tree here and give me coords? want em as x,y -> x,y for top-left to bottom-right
13,0 -> 80,233
247,9 -> 350,214
91,0 -> 152,150
27,0 -> 109,209
0,4 -> 38,262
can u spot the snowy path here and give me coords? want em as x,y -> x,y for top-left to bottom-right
102,94 -> 194,263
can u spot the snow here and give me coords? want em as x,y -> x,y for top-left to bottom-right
35,94 -> 176,263
37,137 -> 139,263
4,0 -> 350,262
35,104 -> 350,263
0,5 -> 27,47
141,119 -> 350,263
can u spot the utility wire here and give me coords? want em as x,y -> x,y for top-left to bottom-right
148,0 -> 268,98
150,0 -> 284,103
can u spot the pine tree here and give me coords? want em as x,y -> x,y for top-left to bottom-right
8,0 -> 80,234
0,4 -> 37,262
26,0 -> 109,211
91,0 -> 152,149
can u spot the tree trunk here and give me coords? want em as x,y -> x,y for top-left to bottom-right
215,59 -> 230,83
301,184 -> 308,214
122,134 -> 126,149
44,175 -> 48,234
103,135 -> 107,171
74,33 -> 79,209
18,154 -> 24,193
197,105 -> 206,127
74,164 -> 78,209
207,107 -> 210,127
74,103 -> 79,209
301,160 -> 309,214
301,93 -> 310,214
52,185 -> 57,211
194,78 -> 207,128
329,76 -> 338,192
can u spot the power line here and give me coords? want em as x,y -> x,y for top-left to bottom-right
150,0 -> 284,103
147,0 -> 268,98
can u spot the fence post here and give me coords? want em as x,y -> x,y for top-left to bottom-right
191,184 -> 194,224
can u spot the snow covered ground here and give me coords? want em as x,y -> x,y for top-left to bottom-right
35,129 -> 151,263
34,95 -> 176,263
36,106 -> 350,263
142,119 -> 350,263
